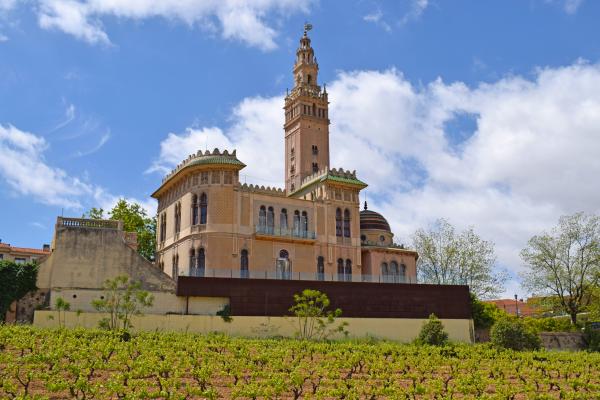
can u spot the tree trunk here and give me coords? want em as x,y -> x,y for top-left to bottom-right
570,311 -> 578,325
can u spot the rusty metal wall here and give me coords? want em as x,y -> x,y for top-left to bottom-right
176,277 -> 471,319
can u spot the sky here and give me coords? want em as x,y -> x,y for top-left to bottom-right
1,0 -> 599,299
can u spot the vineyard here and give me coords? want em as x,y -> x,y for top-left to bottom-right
1,325 -> 599,399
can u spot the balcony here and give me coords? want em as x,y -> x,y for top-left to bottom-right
255,226 -> 316,240
177,267 -> 417,284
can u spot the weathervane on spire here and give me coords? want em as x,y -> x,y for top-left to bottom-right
304,22 -> 313,35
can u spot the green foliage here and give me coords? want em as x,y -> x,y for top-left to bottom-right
490,317 -> 541,351
84,199 -> 157,261
584,327 -> 600,352
216,304 -> 233,323
521,315 -> 577,333
289,289 -> 348,340
521,212 -> 600,325
2,325 -> 600,399
0,260 -> 38,322
91,275 -> 154,331
54,297 -> 71,328
415,313 -> 449,346
413,218 -> 507,298
470,294 -> 507,329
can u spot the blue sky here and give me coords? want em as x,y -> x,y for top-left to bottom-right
1,0 -> 600,298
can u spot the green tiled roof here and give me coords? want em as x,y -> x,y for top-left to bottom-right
324,173 -> 367,187
187,156 -> 246,168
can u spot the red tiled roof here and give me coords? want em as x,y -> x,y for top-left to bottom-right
0,243 -> 50,256
486,299 -> 538,317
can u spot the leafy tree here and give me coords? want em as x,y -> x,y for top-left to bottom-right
92,275 -> 154,331
0,260 -> 38,322
490,316 -> 541,351
521,212 -> 600,325
289,289 -> 348,340
415,313 -> 449,346
413,218 -> 507,298
470,294 -> 508,330
84,199 -> 157,261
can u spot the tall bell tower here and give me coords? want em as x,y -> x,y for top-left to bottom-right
284,24 -> 330,195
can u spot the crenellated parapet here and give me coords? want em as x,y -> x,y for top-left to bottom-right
298,167 -> 366,191
161,148 -> 246,184
285,84 -> 328,103
240,183 -> 286,197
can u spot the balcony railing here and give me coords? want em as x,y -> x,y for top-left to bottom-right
57,217 -> 122,230
178,268 -> 417,284
255,226 -> 316,240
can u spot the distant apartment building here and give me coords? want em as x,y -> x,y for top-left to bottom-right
0,241 -> 50,264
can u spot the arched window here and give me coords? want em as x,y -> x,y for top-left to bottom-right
258,206 -> 267,233
400,263 -> 407,283
301,211 -> 308,237
199,193 -> 208,224
312,162 -> 319,173
317,256 -> 325,281
345,259 -> 352,282
337,259 -> 345,281
277,250 -> 291,280
293,210 -> 301,236
174,203 -> 181,234
159,213 -> 167,242
390,261 -> 399,283
343,209 -> 351,238
189,248 -> 195,271
280,209 -> 288,233
307,74 -> 312,84
381,262 -> 389,283
335,208 -> 342,237
240,249 -> 249,279
172,254 -> 179,278
196,248 -> 205,277
192,195 -> 198,225
267,207 -> 275,234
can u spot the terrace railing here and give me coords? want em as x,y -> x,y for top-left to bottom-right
57,217 -> 122,230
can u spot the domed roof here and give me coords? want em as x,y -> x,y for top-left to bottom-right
360,202 -> 391,232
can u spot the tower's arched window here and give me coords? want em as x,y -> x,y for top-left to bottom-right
280,208 -> 288,232
196,248 -> 205,277
199,193 -> 208,224
317,256 -> 325,281
293,210 -> 301,236
337,258 -> 344,281
267,207 -> 275,234
301,211 -> 308,237
335,208 -> 343,237
381,262 -> 389,282
345,259 -> 352,282
258,206 -> 267,233
307,74 -> 312,84
390,261 -> 399,283
343,209 -> 351,238
192,195 -> 198,225
312,162 -> 319,173
240,249 -> 249,279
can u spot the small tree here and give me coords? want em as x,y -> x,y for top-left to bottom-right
289,289 -> 348,340
92,275 -> 154,331
54,297 -> 71,328
490,317 -> 541,351
416,314 -> 449,346
470,294 -> 507,330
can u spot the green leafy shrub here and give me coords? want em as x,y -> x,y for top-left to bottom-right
416,314 -> 449,346
584,326 -> 600,352
522,316 -> 576,333
490,317 -> 541,351
289,289 -> 348,340
0,260 -> 38,321
470,294 -> 508,329
216,304 -> 233,323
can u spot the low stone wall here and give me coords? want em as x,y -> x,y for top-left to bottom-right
540,332 -> 586,351
34,311 -> 474,343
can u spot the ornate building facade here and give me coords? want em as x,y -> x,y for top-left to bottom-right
152,28 -> 418,283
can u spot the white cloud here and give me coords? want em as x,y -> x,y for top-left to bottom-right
0,0 -> 17,11
363,9 -> 391,33
400,0 -> 429,25
563,0 -> 584,14
34,0 -> 314,49
0,124 -> 155,215
0,33 -> 7,41
150,62 -> 600,297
